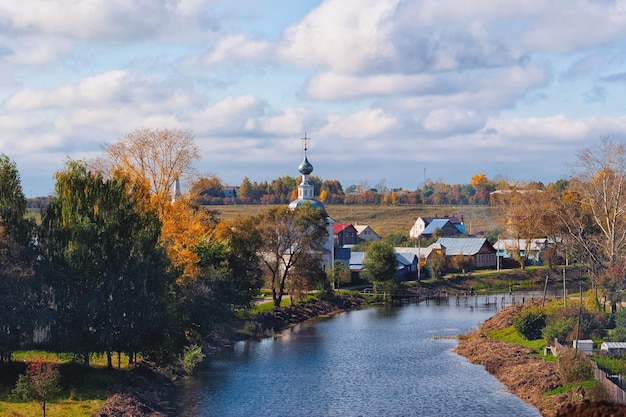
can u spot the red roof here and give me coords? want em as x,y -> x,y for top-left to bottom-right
333,223 -> 352,234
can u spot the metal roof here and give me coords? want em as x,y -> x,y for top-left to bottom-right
435,238 -> 491,255
601,342 -> 626,349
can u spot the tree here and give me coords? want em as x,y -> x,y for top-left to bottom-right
362,241 -> 397,291
429,251 -> 447,281
213,215 -> 263,308
38,161 -> 177,366
12,360 -> 61,417
94,127 -> 200,214
257,205 -> 329,307
191,175 -> 225,201
470,173 -> 495,193
568,137 -> 626,268
0,155 -> 38,359
0,155 -> 30,244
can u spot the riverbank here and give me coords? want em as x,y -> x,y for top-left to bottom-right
454,303 -> 626,417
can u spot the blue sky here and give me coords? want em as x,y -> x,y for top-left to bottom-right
2,0 -> 626,197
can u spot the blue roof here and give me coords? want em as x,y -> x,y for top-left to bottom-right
422,218 -> 450,234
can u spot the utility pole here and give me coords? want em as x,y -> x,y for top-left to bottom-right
563,267 -> 567,310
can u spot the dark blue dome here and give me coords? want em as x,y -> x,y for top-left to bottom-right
298,157 -> 313,175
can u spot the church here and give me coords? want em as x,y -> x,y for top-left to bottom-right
288,135 -> 335,271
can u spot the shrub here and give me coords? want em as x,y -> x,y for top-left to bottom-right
513,308 -> 546,340
556,348 -> 594,384
180,344 -> 205,375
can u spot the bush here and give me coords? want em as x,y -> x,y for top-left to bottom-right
513,308 -> 546,340
180,344 -> 205,375
556,348 -> 594,384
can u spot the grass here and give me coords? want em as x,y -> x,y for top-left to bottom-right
0,352 -> 135,417
593,356 -> 626,375
489,326 -> 546,352
544,379 -> 597,396
211,204 -> 496,237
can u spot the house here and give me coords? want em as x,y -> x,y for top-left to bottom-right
600,341 -> 626,356
334,223 -> 359,247
223,186 -> 239,198
395,247 -> 433,280
349,247 -> 430,282
573,340 -> 594,356
409,216 -> 466,239
334,247 -> 351,269
354,224 -> 381,243
433,237 -> 497,269
349,251 -> 365,281
493,238 -> 549,265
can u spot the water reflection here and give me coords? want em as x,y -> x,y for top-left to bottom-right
178,301 -> 541,417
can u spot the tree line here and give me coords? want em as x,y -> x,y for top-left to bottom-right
189,170 -> 551,206
0,128 -> 331,370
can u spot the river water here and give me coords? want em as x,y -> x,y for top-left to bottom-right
177,300 -> 541,417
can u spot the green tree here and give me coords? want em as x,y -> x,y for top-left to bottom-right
429,251 -> 447,281
12,360 -> 61,417
0,155 -> 38,359
257,205 -> 329,307
0,155 -> 30,243
38,161 -> 176,366
613,308 -> 626,341
362,241 -> 397,285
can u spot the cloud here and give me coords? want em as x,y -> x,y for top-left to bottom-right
202,35 -> 274,66
0,0 -> 214,41
280,0 -> 399,74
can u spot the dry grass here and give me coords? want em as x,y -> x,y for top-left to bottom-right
208,204 -> 497,238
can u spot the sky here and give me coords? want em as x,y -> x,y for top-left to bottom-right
2,0 -> 626,197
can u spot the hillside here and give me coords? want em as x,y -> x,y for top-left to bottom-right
209,204 -> 497,238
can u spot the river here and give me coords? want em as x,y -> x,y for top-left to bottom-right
177,300 -> 541,417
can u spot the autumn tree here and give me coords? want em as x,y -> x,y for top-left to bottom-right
567,137 -> 626,268
12,360 -> 61,417
94,127 -> 200,214
191,175 -> 225,203
257,205 -> 329,307
38,161 -> 177,366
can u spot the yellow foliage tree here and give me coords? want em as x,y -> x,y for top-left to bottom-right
161,196 -> 215,283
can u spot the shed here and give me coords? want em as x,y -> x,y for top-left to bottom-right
573,339 -> 594,355
600,341 -> 626,356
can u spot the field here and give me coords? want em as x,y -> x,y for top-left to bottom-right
209,204 -> 498,238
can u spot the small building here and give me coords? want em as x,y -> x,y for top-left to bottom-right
493,238 -> 549,265
433,237 -> 497,269
334,223 -> 359,247
600,341 -> 626,356
354,224 -> 381,243
573,339 -> 594,356
409,216 -> 465,240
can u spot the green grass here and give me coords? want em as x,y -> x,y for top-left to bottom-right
544,379 -> 597,396
0,351 -> 137,416
593,356 -> 626,374
489,326 -> 546,352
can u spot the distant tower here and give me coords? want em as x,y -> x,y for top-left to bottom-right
288,133 -> 325,211
288,133 -> 335,270
172,178 -> 181,203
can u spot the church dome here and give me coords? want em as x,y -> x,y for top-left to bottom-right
288,198 -> 326,212
298,157 -> 314,175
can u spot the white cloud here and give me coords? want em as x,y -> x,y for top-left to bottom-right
280,0 -> 400,74
202,35 -> 274,66
319,108 -> 397,140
